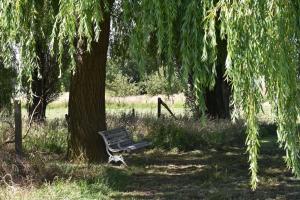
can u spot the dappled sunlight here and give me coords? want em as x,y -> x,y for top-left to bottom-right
107,144 -> 300,199
146,164 -> 205,176
2,134 -> 300,199
2,115 -> 300,199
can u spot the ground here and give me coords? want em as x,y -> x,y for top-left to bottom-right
1,93 -> 300,200
1,135 -> 300,200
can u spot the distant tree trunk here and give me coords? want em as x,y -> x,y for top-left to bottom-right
204,65 -> 231,119
205,24 -> 231,119
185,66 -> 230,119
68,0 -> 113,162
185,24 -> 231,119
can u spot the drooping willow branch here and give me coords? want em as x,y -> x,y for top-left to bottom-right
125,0 -> 300,190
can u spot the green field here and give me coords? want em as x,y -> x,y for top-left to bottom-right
40,94 -> 186,119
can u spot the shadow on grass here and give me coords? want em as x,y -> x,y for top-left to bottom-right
110,140 -> 300,200
17,120 -> 300,200
44,122 -> 299,200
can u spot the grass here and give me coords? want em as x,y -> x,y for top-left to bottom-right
1,94 -> 300,199
2,138 -> 300,199
42,92 -> 186,119
31,97 -> 185,120
0,163 -> 127,200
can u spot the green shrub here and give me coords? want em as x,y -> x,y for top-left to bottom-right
106,113 -> 246,151
148,120 -> 202,151
106,59 -> 140,97
106,72 -> 140,97
24,119 -> 68,154
142,68 -> 184,95
106,60 -> 183,96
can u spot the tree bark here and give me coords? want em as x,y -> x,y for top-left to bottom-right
205,24 -> 231,119
68,0 -> 113,162
185,24 -> 231,119
204,65 -> 231,119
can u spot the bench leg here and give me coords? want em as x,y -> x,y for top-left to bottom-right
108,155 -> 127,166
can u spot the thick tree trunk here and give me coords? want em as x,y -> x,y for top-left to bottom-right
204,65 -> 230,119
68,1 -> 113,162
205,26 -> 231,119
185,25 -> 231,119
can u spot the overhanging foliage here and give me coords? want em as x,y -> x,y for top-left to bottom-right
0,0 -> 299,189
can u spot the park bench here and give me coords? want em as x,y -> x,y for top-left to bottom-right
98,127 -> 151,165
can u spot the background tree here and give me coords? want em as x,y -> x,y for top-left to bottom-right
0,60 -> 16,112
123,0 -> 300,189
24,1 -> 69,122
0,0 -> 114,162
207,1 -> 300,189
27,45 -> 61,122
116,0 -> 230,119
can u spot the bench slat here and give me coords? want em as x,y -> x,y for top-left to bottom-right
125,141 -> 151,152
108,137 -> 131,146
99,127 -> 150,154
103,127 -> 126,135
105,131 -> 128,140
119,140 -> 133,148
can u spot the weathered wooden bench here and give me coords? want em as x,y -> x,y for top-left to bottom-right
98,127 -> 151,165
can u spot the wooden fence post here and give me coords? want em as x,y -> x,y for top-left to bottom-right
157,97 -> 162,118
14,99 -> 22,155
157,97 -> 177,119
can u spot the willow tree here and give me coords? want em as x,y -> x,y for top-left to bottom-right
24,1 -> 63,122
125,0 -> 300,189
0,0 -> 114,162
1,0 -> 299,189
216,1 -> 300,189
124,0 -> 230,118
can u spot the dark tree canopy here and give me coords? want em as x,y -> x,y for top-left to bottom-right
0,61 -> 16,111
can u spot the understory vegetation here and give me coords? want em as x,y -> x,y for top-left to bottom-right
1,110 -> 300,199
106,62 -> 184,97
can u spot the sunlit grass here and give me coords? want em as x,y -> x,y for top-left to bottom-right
0,163 -> 128,200
44,95 -> 185,119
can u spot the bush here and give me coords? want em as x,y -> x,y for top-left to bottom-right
106,60 -> 140,96
149,120 -> 201,151
142,68 -> 184,95
106,72 -> 140,97
106,113 -> 246,151
24,119 -> 68,154
106,60 -> 183,96
145,118 -> 246,151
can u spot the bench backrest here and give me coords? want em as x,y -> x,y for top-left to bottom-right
100,127 -> 133,150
